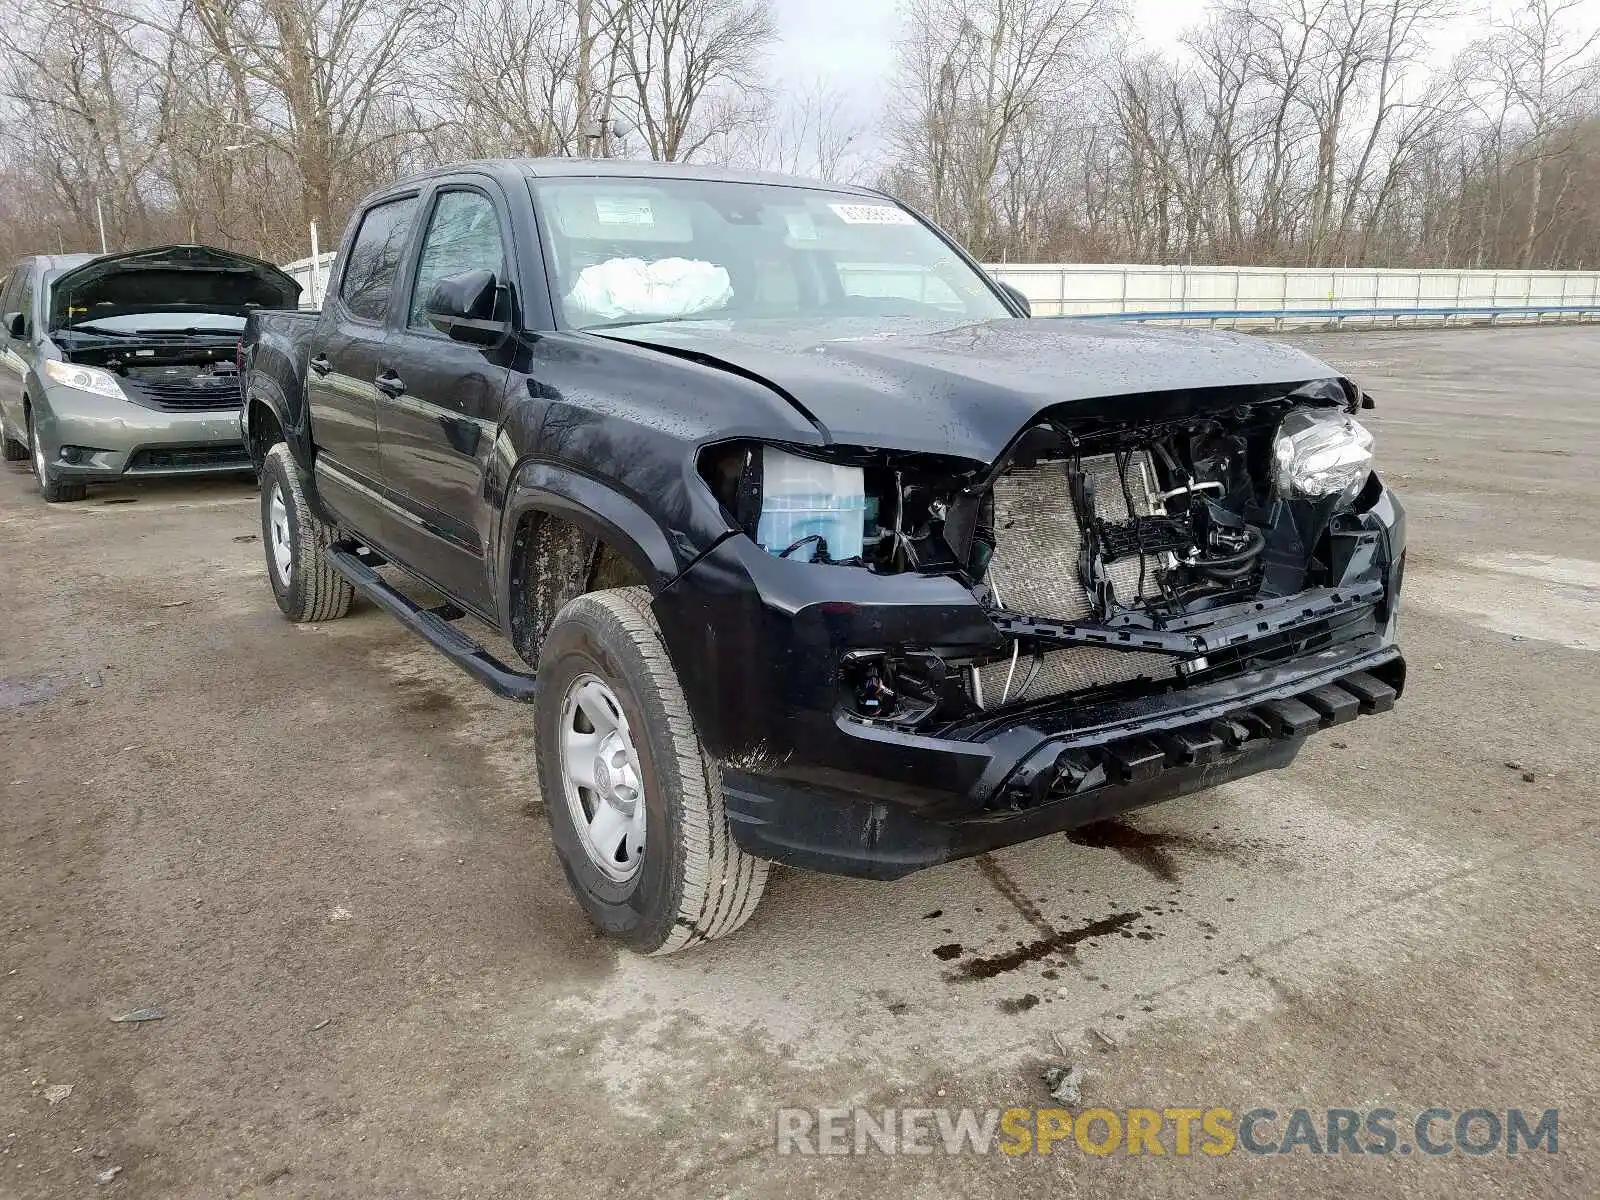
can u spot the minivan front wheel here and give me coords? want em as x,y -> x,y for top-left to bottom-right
27,411 -> 85,502
535,587 -> 769,954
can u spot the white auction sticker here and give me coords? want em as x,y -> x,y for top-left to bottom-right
828,203 -> 915,226
594,196 -> 655,226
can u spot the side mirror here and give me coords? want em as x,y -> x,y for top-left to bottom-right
995,281 -> 1031,317
4,311 -> 24,339
425,269 -> 508,344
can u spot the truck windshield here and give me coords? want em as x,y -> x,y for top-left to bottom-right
531,177 -> 1011,330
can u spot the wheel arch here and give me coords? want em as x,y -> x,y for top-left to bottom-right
498,463 -> 681,665
243,375 -> 307,471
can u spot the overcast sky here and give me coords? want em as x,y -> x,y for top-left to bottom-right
772,0 -> 1590,128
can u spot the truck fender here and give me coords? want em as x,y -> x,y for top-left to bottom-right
244,376 -> 335,524
496,461 -> 683,626
243,374 -> 308,467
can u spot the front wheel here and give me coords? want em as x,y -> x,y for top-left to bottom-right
259,442 -> 353,622
535,587 -> 769,954
27,411 -> 85,502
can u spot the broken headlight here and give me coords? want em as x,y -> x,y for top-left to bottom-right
1272,410 -> 1373,503
699,443 -> 870,563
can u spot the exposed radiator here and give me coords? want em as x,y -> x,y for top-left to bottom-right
978,453 -> 1177,705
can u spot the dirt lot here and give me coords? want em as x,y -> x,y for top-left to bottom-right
2,325 -> 1596,1198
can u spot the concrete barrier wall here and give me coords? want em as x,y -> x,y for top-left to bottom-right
283,250 -> 1600,325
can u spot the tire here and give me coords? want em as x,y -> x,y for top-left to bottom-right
27,410 -> 86,502
259,442 -> 353,622
535,587 -> 768,954
1,413 -> 26,461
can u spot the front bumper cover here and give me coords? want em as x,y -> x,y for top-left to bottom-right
718,646 -> 1402,878
35,384 -> 250,479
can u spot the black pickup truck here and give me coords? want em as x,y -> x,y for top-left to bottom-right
241,158 -> 1405,954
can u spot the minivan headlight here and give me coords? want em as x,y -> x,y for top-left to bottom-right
1273,410 -> 1373,502
43,359 -> 126,400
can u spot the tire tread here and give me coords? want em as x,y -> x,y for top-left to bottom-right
557,587 -> 768,954
263,443 -> 353,622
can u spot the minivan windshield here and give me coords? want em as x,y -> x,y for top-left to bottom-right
531,178 -> 1011,330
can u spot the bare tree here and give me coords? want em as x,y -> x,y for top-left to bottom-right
1480,0 -> 1600,266
3,0 -> 1600,273
604,0 -> 777,161
889,0 -> 1120,257
710,77 -> 869,181
426,0 -> 585,160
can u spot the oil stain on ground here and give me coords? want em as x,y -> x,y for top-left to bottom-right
1065,818 -> 1223,882
997,994 -> 1041,1014
951,911 -> 1141,980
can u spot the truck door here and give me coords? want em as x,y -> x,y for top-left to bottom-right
309,194 -> 419,538
376,184 -> 516,616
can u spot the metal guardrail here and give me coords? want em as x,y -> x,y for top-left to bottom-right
1059,303 -> 1600,329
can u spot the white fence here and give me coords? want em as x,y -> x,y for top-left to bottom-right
283,250 -> 1600,327
986,263 -> 1600,325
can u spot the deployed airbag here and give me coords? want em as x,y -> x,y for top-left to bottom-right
566,257 -> 732,322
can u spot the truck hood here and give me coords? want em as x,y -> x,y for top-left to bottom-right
50,245 -> 301,329
596,316 -> 1339,461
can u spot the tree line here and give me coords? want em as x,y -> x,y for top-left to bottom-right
1,0 -> 1597,271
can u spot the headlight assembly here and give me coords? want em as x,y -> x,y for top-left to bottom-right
43,359 -> 126,401
753,446 -> 866,562
1273,410 -> 1373,502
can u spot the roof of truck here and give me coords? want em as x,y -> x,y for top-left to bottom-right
382,157 -> 882,198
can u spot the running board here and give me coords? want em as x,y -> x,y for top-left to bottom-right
328,546 -> 538,702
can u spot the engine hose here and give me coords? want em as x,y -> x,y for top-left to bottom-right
1198,560 -> 1258,582
1198,525 -> 1265,572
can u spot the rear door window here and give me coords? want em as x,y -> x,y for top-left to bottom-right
340,197 -> 419,322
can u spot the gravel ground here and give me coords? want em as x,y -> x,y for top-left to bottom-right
1,325 -> 1595,1198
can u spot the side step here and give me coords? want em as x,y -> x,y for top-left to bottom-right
328,547 -> 538,702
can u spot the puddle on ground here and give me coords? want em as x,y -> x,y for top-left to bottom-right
0,676 -> 62,710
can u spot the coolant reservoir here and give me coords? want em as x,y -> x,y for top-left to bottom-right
755,447 -> 866,563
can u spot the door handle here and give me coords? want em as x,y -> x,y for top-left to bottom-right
374,370 -> 406,398
309,353 -> 332,376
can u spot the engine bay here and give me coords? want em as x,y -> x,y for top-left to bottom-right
58,337 -> 244,410
701,380 -> 1393,727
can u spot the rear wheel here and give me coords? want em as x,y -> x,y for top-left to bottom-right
535,587 -> 768,954
27,410 -> 85,502
1,412 -> 26,461
259,442 -> 353,622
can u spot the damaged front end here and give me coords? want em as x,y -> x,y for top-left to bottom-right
701,379 -> 1400,721
681,375 -> 1405,874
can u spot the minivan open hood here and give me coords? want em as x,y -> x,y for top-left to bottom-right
595,316 -> 1341,462
50,245 -> 300,329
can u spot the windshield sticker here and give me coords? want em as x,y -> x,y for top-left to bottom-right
594,196 -> 656,227
784,212 -> 820,241
828,203 -> 914,226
